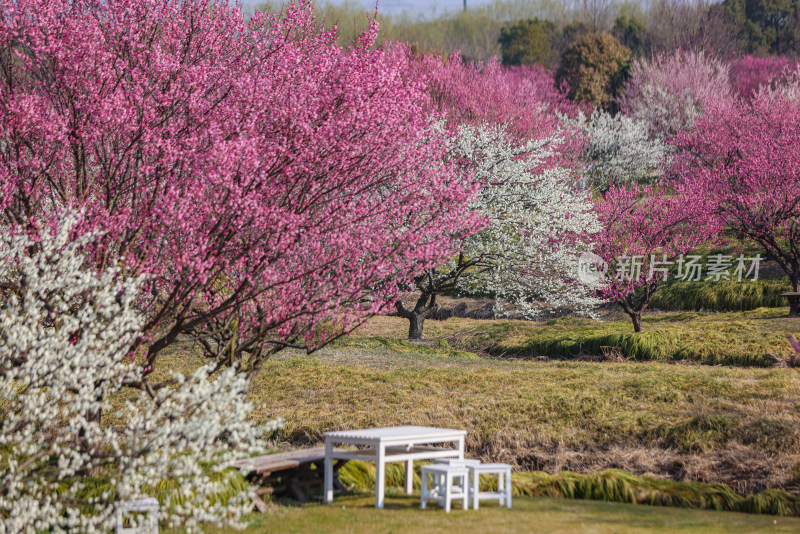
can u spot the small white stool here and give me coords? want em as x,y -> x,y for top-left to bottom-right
420,464 -> 468,513
434,458 -> 481,504
469,463 -> 512,510
115,498 -> 159,534
434,458 -> 482,468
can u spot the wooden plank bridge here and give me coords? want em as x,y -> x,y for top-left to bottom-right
231,447 -> 348,512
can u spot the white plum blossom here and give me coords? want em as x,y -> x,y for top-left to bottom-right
575,109 -> 670,190
0,213 -> 279,533
430,123 -> 602,318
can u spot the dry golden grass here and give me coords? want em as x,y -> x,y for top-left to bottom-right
237,313 -> 800,494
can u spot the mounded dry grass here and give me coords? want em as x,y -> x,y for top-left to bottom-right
369,308 -> 800,366
256,351 -> 800,455
650,278 -> 792,312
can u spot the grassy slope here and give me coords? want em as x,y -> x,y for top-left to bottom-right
242,314 -> 800,494
256,348 -> 800,454
201,494 -> 800,534
142,310 -> 800,528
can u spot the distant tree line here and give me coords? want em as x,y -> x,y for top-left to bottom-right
254,1 -> 800,61
251,1 -> 800,110
497,0 -> 800,65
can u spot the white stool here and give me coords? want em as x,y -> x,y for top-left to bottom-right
115,498 -> 159,534
420,464 -> 468,513
434,458 -> 482,505
434,458 -> 482,468
468,463 -> 512,510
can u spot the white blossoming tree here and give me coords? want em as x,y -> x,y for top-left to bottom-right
397,124 -> 602,339
0,214 -> 279,533
575,109 -> 670,191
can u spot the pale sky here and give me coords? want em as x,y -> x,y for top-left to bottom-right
241,0 -> 494,17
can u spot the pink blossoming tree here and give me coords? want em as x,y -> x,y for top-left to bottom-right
0,0 -> 479,382
676,80 -> 800,315
418,53 -> 584,143
620,50 -> 733,139
594,184 -> 711,332
729,55 -> 798,101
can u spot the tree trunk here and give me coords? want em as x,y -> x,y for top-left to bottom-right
396,292 -> 437,341
791,276 -> 800,317
408,313 -> 425,340
630,312 -> 643,333
618,293 -> 647,333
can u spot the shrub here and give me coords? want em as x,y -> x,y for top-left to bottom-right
612,14 -> 647,55
555,33 -> 632,109
498,18 -> 557,67
649,278 -> 792,312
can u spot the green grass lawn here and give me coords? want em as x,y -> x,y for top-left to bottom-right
202,494 -> 800,534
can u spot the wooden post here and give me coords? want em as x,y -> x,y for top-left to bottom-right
782,292 -> 800,316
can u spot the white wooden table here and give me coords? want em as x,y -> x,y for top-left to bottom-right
323,425 -> 466,508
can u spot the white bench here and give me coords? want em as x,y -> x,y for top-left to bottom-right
115,498 -> 159,534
